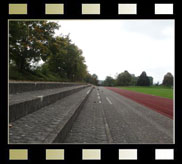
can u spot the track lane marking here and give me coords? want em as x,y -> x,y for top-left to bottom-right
106,97 -> 112,105
86,89 -> 91,94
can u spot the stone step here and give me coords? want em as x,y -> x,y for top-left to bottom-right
9,81 -> 84,94
9,85 -> 90,122
9,86 -> 93,144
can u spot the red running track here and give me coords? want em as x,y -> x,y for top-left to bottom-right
105,87 -> 173,119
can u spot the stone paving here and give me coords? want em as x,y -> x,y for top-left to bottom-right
9,85 -> 86,105
9,87 -> 91,144
9,85 -> 173,144
63,88 -> 108,143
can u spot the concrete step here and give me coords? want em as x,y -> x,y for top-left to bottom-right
9,86 -> 93,144
9,85 -> 90,122
9,81 -> 84,94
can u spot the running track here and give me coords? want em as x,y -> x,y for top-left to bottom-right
105,87 -> 173,119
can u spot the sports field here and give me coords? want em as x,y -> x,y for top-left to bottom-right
117,86 -> 173,99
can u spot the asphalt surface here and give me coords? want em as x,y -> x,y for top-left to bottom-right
64,87 -> 173,144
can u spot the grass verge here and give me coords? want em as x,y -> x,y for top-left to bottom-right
9,66 -> 71,82
117,86 -> 173,99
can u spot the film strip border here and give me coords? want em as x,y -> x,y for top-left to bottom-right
4,0 -> 178,163
7,2 -> 175,16
9,148 -> 175,160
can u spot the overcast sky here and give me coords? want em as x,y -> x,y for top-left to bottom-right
54,20 -> 174,83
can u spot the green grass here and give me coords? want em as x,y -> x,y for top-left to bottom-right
117,86 -> 173,99
9,66 -> 70,82
9,66 -> 88,85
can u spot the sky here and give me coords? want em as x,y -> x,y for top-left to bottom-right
54,20 -> 174,83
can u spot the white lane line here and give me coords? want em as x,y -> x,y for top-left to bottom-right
86,89 -> 91,94
98,95 -> 101,99
106,97 -> 112,105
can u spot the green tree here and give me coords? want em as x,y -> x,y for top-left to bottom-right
9,21 -> 88,82
47,36 -> 69,79
104,76 -> 115,86
9,21 -> 59,72
84,73 -> 93,83
154,81 -> 160,86
84,73 -> 98,85
130,74 -> 138,86
92,74 -> 98,85
162,72 -> 173,87
137,71 -> 150,86
47,35 -> 87,81
116,70 -> 132,86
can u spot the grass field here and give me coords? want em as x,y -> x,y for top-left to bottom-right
117,86 -> 173,99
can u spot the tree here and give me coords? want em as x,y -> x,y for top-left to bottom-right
116,70 -> 132,86
47,35 -> 87,81
136,71 -> 150,86
9,21 -> 91,83
84,73 -> 92,83
84,73 -> 98,85
148,76 -> 153,86
103,76 -> 115,86
92,74 -> 98,85
154,81 -> 160,86
130,74 -> 138,86
162,72 -> 173,87
47,36 -> 68,79
9,21 -> 59,72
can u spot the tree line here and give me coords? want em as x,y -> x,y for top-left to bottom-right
103,71 -> 173,87
9,21 -> 98,84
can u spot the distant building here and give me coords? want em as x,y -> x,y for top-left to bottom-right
148,76 -> 153,85
98,80 -> 104,86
